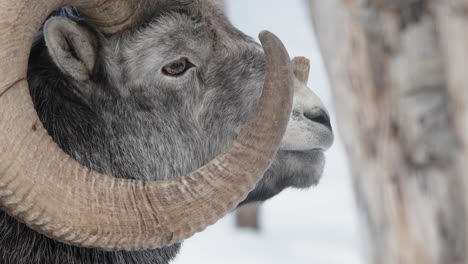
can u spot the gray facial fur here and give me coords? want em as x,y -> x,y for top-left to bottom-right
0,2 -> 333,264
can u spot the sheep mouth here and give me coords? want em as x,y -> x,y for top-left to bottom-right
279,149 -> 326,188
280,122 -> 334,152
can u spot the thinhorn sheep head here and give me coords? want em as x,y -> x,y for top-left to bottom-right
0,0 -> 294,251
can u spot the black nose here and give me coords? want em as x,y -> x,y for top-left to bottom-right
304,109 -> 332,131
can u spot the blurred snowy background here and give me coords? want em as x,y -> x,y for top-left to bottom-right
174,1 -> 364,263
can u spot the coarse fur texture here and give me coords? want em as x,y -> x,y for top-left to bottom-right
0,2 -> 333,264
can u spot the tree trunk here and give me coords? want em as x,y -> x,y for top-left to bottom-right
308,1 -> 468,263
236,203 -> 261,231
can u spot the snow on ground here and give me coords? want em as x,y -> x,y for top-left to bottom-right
174,1 -> 365,263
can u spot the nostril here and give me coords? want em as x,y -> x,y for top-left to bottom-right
304,109 -> 332,131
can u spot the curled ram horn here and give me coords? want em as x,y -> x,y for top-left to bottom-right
0,0 -> 294,251
292,56 -> 310,85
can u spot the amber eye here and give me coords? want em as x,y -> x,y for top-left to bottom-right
162,58 -> 192,76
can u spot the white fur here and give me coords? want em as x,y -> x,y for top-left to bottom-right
281,78 -> 333,151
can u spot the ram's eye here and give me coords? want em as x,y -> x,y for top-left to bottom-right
162,58 -> 192,76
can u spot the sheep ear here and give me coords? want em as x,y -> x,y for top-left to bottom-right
44,17 -> 97,82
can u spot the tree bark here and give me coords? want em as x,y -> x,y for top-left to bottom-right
308,1 -> 468,263
236,203 -> 261,231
